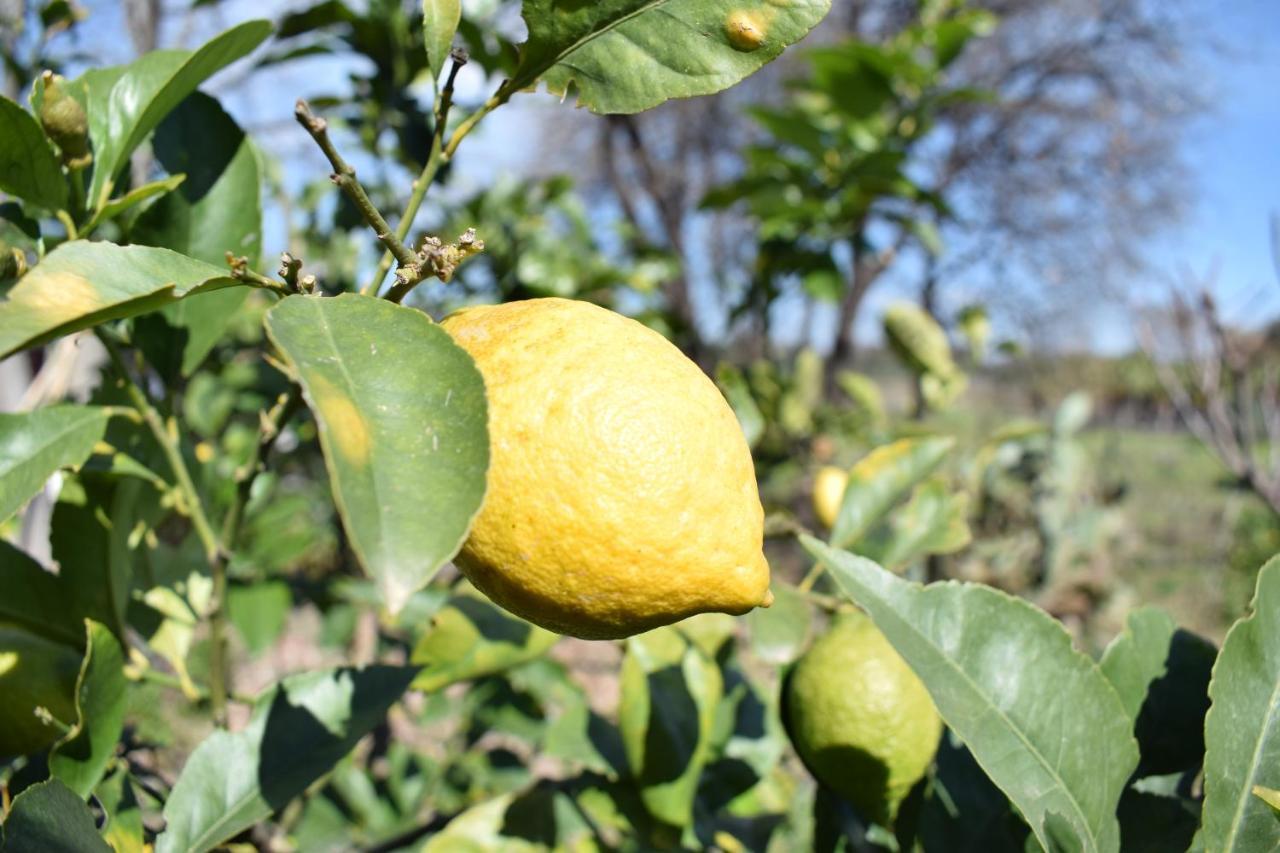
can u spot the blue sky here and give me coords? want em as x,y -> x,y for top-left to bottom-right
53,0 -> 1280,347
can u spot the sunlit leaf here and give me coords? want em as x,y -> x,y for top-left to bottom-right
155,667 -> 417,853
830,436 -> 954,549
82,20 -> 271,211
745,582 -> 810,665
423,0 -> 461,79
0,404 -> 109,523
1201,556 -> 1280,852
49,620 -> 127,798
861,477 -> 970,569
0,241 -> 241,359
510,0 -> 832,114
264,294 -> 489,613
0,95 -> 67,212
802,536 -> 1137,853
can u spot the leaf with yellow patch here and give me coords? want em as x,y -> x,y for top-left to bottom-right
264,294 -> 489,613
0,241 -> 241,359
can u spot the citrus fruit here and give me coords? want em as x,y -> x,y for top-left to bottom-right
441,298 -> 772,639
812,465 -> 848,529
786,612 -> 942,824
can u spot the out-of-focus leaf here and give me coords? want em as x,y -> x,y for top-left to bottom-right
802,536 -> 1138,853
716,362 -> 765,448
95,767 -> 146,853
1054,391 -> 1093,437
861,478 -> 970,569
745,582 -> 810,665
0,778 -> 111,852
0,404 -> 109,523
422,0 -> 461,79
83,20 -> 271,211
0,96 -> 66,212
155,666 -> 417,853
0,241 -> 240,359
1201,556 -> 1280,852
131,92 -> 261,374
86,174 -> 186,230
619,626 -> 722,826
510,0 -> 832,114
264,294 -> 489,613
421,792 -> 542,852
0,625 -> 81,757
410,589 -> 558,692
227,581 -> 292,655
830,436 -> 954,549
1253,786 -> 1280,815
49,620 -> 127,798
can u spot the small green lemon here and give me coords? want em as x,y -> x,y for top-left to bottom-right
441,298 -> 772,640
812,465 -> 848,529
786,612 -> 942,824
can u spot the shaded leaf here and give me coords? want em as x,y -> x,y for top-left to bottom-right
802,536 -> 1137,853
510,0 -> 832,114
716,362 -> 765,448
0,624 -> 81,757
0,96 -> 67,212
227,581 -> 292,655
155,666 -> 417,853
84,20 -> 271,211
87,173 -> 185,230
0,404 -> 109,523
830,436 -> 954,549
619,626 -> 722,826
423,0 -> 461,79
0,778 -> 111,852
745,582 -> 810,665
49,620 -> 128,798
95,767 -> 146,853
0,241 -> 241,359
264,294 -> 489,613
131,92 -> 261,375
410,589 -> 558,692
1201,556 -> 1280,852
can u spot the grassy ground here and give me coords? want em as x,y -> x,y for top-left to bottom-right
1084,427 -> 1271,642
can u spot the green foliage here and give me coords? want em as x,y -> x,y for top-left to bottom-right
0,405 -> 110,523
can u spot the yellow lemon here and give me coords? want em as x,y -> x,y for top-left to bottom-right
786,612 -> 942,824
812,465 -> 848,529
441,298 -> 772,640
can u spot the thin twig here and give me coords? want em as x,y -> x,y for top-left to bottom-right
221,389 -> 303,553
295,99 -> 417,271
97,330 -> 233,726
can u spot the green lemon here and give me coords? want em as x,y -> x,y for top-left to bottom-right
786,612 -> 942,824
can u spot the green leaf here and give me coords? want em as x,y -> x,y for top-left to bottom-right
84,20 -> 272,211
227,581 -> 292,655
86,173 -> 186,231
1253,786 -> 1280,815
1101,607 -> 1179,722
0,624 -> 82,757
155,666 -> 417,853
131,92 -> 262,375
423,0 -> 461,79
801,536 -> 1138,853
745,582 -> 810,665
421,792 -> 544,852
716,362 -> 765,448
0,404 -> 109,523
0,778 -> 111,852
49,620 -> 128,798
619,626 -> 722,826
264,294 -> 489,613
0,241 -> 241,359
95,767 -> 146,853
861,477 -> 971,569
1201,556 -> 1280,852
830,436 -> 954,549
410,588 -> 558,692
510,0 -> 832,114
0,96 -> 67,212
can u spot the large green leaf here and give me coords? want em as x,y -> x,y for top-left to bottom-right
49,620 -> 128,798
0,96 -> 66,212
131,92 -> 261,374
0,625 -> 82,758
1201,556 -> 1280,852
801,536 -> 1138,853
0,241 -> 240,359
264,294 -> 489,613
830,436 -> 954,549
509,0 -> 831,114
0,404 -> 109,523
423,0 -> 461,79
411,588 -> 558,692
155,666 -> 417,853
83,21 -> 271,211
0,778 -> 111,852
619,626 -> 722,826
